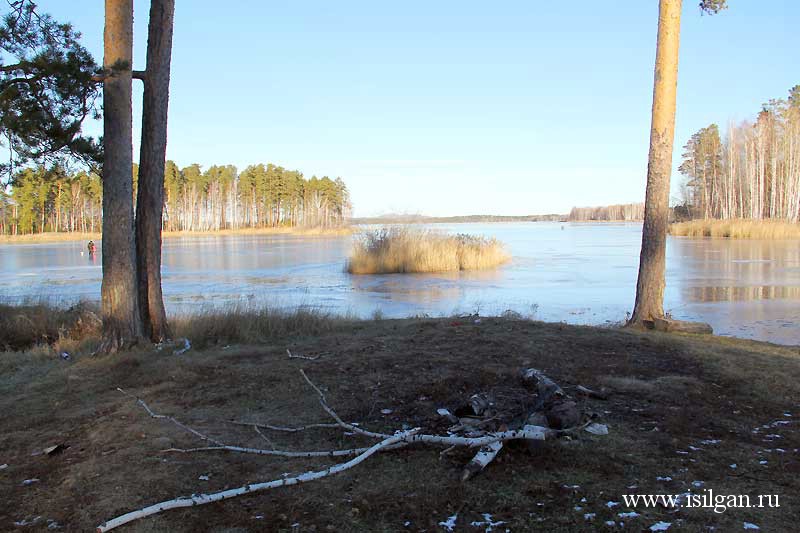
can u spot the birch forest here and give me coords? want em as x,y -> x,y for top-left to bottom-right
678,85 -> 800,221
0,162 -> 351,235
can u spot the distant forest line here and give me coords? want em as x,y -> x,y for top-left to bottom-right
0,162 -> 351,235
350,214 -> 566,224
567,203 -> 645,222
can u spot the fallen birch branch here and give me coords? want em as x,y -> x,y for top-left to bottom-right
96,429 -> 420,532
462,441 -> 503,481
105,368 -> 604,530
162,443 -> 407,458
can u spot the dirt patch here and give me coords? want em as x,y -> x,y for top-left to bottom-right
1,318 -> 799,531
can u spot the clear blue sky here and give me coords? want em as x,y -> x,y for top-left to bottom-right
40,1 -> 798,217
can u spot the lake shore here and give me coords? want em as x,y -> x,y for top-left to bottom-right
670,219 -> 800,239
0,226 -> 354,245
1,310 -> 798,531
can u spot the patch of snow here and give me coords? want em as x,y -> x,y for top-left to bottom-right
650,522 -> 672,531
743,523 -> 760,530
580,497 -> 587,503
606,521 -> 617,526
439,513 -> 458,531
606,501 -> 620,508
692,481 -> 704,488
619,512 -> 640,518
469,514 -> 505,532
676,450 -> 689,455
730,464 -> 737,469
21,478 -> 39,485
0,463 -> 7,470
584,513 -> 596,520
759,460 -> 768,465
574,506 -> 583,511
14,517 -> 41,527
688,445 -> 703,451
585,423 -> 609,435
403,521 -> 411,527
380,409 -> 393,415
198,475 -> 210,481
700,439 -> 721,445
656,476 -> 672,481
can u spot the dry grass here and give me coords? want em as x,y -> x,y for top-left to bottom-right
0,301 -> 101,352
0,226 -> 352,245
670,218 -> 800,239
0,302 -> 348,354
171,304 -> 352,349
346,226 -> 511,274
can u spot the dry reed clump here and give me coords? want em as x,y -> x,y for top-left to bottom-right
171,304 -> 349,348
346,227 -> 511,274
0,300 -> 101,352
670,219 -> 800,239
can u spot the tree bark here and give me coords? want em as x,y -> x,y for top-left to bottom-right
100,0 -> 142,352
629,0 -> 682,328
135,0 -> 175,342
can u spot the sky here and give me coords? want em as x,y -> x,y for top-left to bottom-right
38,1 -> 799,217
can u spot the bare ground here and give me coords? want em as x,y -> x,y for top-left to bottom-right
1,318 -> 799,532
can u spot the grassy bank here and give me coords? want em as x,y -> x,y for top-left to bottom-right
1,310 -> 798,531
0,301 -> 350,353
0,226 -> 353,245
347,227 -> 510,274
670,218 -> 800,239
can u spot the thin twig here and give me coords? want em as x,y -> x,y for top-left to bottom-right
227,420 -> 344,433
287,348 -> 324,361
253,425 -> 276,450
117,388 -> 224,446
300,369 -> 391,439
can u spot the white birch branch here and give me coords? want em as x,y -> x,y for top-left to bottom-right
162,443 -> 406,458
462,441 -> 503,481
96,429 -> 420,532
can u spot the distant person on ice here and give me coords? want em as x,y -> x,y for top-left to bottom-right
88,240 -> 97,255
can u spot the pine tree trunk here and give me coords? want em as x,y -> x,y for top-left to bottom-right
629,0 -> 682,328
135,0 -> 174,343
100,0 -> 142,352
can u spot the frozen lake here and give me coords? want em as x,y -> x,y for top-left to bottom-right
1,222 -> 798,345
